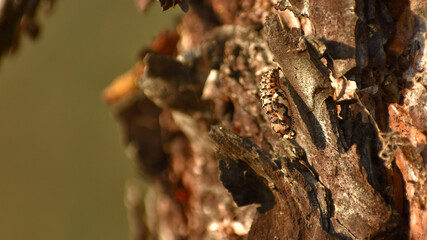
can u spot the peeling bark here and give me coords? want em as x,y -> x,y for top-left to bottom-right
104,0 -> 426,239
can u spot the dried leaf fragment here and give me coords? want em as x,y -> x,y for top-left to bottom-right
329,73 -> 358,103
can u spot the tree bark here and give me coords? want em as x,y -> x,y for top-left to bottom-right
104,0 -> 427,239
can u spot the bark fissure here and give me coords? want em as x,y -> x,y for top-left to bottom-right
103,1 -> 426,239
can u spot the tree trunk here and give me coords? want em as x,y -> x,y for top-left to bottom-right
103,0 -> 426,239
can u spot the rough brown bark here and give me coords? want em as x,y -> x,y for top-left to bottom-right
104,0 -> 426,239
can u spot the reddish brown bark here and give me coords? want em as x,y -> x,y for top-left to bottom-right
104,0 -> 426,239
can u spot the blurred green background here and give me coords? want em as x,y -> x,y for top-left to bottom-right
0,1 -> 180,239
